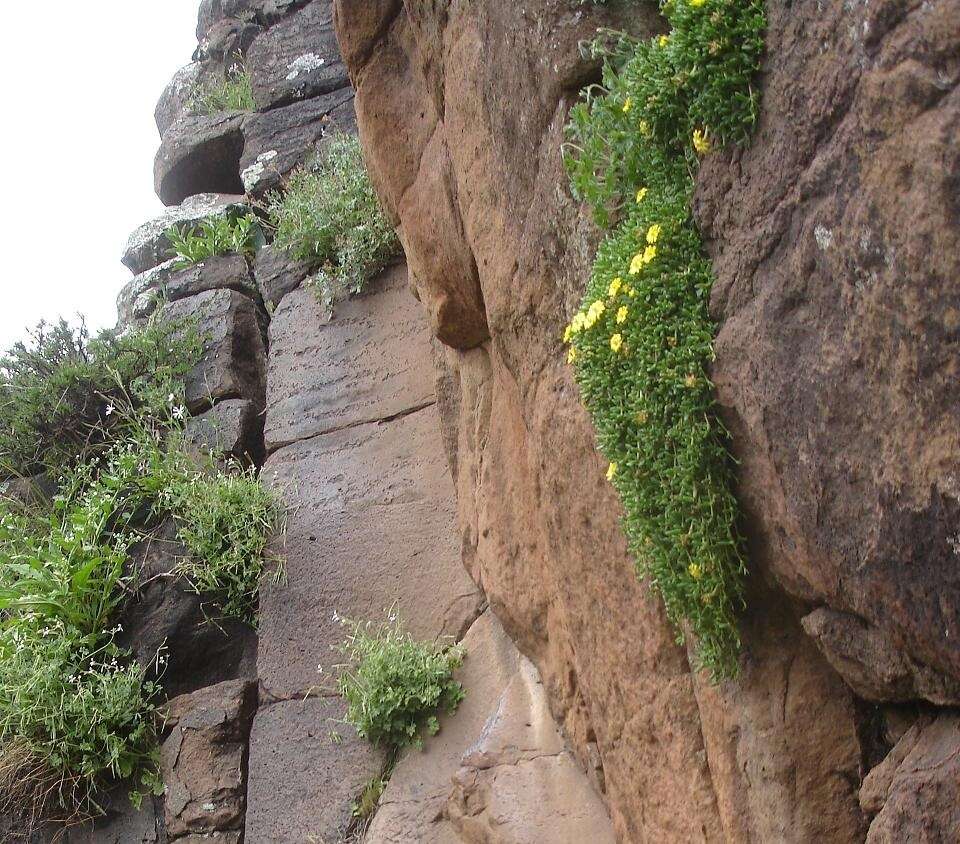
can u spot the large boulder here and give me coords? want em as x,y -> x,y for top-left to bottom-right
160,679 -> 258,839
246,0 -> 348,111
160,288 -> 267,413
244,696 -> 385,843
155,113 -> 246,206
263,265 -> 432,452
366,610 -> 615,843
155,63 -> 204,137
122,193 -> 248,275
252,244 -> 313,310
239,86 -> 355,196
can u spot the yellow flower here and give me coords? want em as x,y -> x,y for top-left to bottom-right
608,276 -> 623,297
659,35 -> 670,47
628,288 -> 637,298
646,224 -> 662,245
690,0 -> 707,6
563,325 -> 572,343
693,128 -> 711,154
684,373 -> 698,388
567,347 -> 577,364
616,306 -> 628,325
606,462 -> 618,481
610,333 -> 623,353
584,299 -> 606,329
688,563 -> 703,580
636,410 -> 648,424
636,187 -> 648,203
642,244 -> 657,264
667,335 -> 678,347
571,312 -> 587,334
629,253 -> 644,275
622,97 -> 632,113
639,120 -> 651,137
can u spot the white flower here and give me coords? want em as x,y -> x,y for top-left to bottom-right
105,404 -> 115,416
172,405 -> 186,421
167,393 -> 176,404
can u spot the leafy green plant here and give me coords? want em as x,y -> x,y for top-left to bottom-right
188,64 -> 255,115
562,0 -> 765,680
0,317 -> 200,479
336,611 -> 465,751
166,465 -> 282,624
166,213 -> 260,266
267,134 -> 401,305
352,774 -> 387,820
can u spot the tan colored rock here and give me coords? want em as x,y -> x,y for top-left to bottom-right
258,403 -> 483,697
263,264 -> 435,452
244,696 -> 385,844
864,715 -> 960,842
365,610 -> 613,843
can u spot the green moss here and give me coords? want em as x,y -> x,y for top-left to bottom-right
563,0 -> 765,680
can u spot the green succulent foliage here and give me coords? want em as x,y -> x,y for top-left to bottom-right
188,65 -> 255,115
563,0 -> 765,680
166,213 -> 262,267
336,612 -> 465,751
267,133 -> 401,305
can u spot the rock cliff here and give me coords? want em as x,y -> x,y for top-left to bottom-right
5,0 -> 956,842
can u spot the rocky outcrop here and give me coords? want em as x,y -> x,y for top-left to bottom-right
335,0 -> 959,840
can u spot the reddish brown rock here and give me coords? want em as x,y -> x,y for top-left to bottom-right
161,679 -> 257,839
862,714 -> 960,842
695,0 -> 960,701
161,288 -> 267,413
263,264 -> 434,452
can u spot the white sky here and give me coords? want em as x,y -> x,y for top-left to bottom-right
0,2 -> 200,349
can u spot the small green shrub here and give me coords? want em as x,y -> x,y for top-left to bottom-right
0,317 -> 200,478
267,134 -> 401,305
166,213 -> 261,266
563,0 -> 765,680
189,65 -> 255,115
336,612 -> 465,750
166,466 -> 282,624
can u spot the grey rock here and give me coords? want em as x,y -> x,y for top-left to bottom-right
239,87 -> 355,196
264,265 -> 430,452
244,697 -> 385,844
258,404 -> 482,696
118,521 -> 257,698
247,0 -> 348,111
252,244 -> 312,309
198,0 -> 310,39
161,288 -> 267,413
155,113 -> 246,206
122,193 -> 248,275
184,398 -> 264,464
155,62 -> 204,137
161,679 -> 257,839
802,608 -> 960,706
118,253 -> 256,329
194,18 -> 262,66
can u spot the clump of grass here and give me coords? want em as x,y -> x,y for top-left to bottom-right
562,0 -> 765,680
267,134 -> 401,306
166,213 -> 261,267
0,317 -> 200,479
336,611 -> 465,751
188,65 -> 255,115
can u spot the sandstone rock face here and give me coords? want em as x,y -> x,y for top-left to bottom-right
161,288 -> 267,413
367,610 -> 614,844
333,0 -> 959,838
155,112 -> 246,206
694,0 -> 960,710
264,265 -> 433,452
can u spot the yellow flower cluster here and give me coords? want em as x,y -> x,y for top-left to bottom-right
616,306 -> 628,325
693,128 -> 711,154
610,333 -> 623,353
688,563 -> 703,580
636,187 -> 648,204
606,462 -> 618,481
629,245 -> 658,275
608,277 -> 623,297
646,224 -> 662,244
690,0 -> 707,7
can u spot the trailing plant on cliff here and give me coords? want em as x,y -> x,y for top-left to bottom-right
267,133 -> 401,306
563,0 -> 765,680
